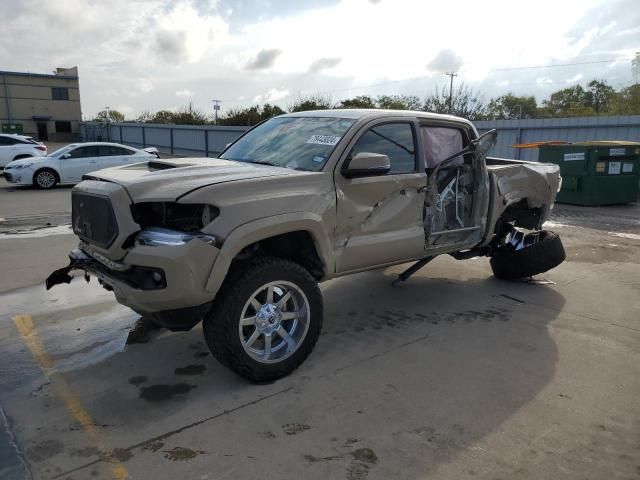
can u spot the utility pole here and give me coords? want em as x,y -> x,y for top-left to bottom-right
211,99 -> 222,125
446,72 -> 457,114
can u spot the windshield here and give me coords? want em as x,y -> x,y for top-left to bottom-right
49,145 -> 77,157
219,116 -> 355,171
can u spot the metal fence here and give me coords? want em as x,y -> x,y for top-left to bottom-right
475,115 -> 640,161
82,115 -> 640,162
80,122 -> 249,157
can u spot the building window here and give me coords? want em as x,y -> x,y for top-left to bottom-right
51,87 -> 69,100
55,121 -> 72,133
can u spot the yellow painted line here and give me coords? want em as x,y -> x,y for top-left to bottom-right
13,314 -> 129,480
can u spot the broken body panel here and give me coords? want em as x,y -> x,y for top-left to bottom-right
48,110 -> 560,330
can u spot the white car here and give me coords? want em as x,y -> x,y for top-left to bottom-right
0,134 -> 47,167
3,142 -> 159,189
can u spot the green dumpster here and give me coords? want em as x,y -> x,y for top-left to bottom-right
538,141 -> 640,205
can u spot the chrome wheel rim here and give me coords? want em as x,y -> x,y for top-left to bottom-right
239,280 -> 310,364
37,171 -> 55,188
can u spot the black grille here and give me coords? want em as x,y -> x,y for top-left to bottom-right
72,192 -> 118,248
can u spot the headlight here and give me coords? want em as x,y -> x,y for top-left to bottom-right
13,163 -> 34,169
131,202 -> 218,232
136,227 -> 217,247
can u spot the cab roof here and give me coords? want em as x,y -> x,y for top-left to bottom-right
281,109 -> 474,126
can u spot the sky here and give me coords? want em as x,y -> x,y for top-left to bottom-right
1,0 -> 638,119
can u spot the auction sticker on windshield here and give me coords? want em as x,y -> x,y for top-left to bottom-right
306,135 -> 341,146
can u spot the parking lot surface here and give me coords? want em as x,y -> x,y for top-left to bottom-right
1,182 -> 639,480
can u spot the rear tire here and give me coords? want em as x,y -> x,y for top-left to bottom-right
203,256 -> 323,382
33,168 -> 58,189
490,230 -> 565,280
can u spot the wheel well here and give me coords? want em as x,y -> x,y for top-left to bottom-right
496,199 -> 545,231
33,167 -> 60,183
233,231 -> 324,279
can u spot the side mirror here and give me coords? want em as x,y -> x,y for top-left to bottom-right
342,152 -> 390,178
62,153 -> 71,159
474,129 -> 497,158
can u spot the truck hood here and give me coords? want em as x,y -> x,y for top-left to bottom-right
87,157 -> 307,201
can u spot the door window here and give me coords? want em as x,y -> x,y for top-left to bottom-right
99,146 -> 133,156
349,123 -> 416,174
67,146 -> 99,158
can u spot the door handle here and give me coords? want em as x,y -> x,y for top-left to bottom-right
89,160 -> 97,163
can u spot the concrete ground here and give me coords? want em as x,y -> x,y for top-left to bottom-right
0,183 -> 639,480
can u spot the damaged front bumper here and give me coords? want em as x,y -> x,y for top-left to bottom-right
46,238 -> 220,331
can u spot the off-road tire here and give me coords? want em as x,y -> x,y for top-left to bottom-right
490,230 -> 565,280
203,256 -> 323,382
33,168 -> 59,189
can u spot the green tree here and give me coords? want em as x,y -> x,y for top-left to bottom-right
584,80 -> 616,114
94,109 -> 125,122
376,95 -> 422,110
261,103 -> 286,118
150,110 -> 176,124
171,103 -> 208,125
288,94 -> 333,112
486,93 -> 538,119
218,104 -> 286,126
338,95 -> 376,109
609,84 -> 640,115
541,85 -> 595,117
135,110 -> 153,123
423,84 -> 487,120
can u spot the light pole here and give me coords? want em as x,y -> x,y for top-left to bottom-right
212,99 -> 221,125
446,72 -> 458,114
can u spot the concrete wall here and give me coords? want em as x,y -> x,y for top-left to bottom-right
0,67 -> 82,141
475,115 -> 640,161
82,115 -> 640,161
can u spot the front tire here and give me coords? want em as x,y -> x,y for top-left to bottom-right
203,256 -> 323,382
490,230 -> 565,280
33,169 -> 58,189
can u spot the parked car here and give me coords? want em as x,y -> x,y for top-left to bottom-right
2,142 -> 159,189
0,134 -> 47,167
47,110 -> 565,382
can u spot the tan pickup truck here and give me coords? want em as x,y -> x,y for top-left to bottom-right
47,110 -> 565,381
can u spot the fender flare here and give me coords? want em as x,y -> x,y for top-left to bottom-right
205,212 -> 334,295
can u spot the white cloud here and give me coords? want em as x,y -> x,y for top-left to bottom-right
137,79 -> 154,93
176,89 -> 194,98
0,0 -> 628,117
536,77 -> 554,85
254,88 -> 291,103
565,73 -> 584,83
115,104 -> 135,118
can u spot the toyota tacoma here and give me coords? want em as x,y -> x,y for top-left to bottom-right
47,110 -> 565,381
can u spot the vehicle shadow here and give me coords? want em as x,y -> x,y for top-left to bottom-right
4,266 -> 565,478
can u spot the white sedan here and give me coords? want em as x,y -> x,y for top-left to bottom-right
2,142 -> 159,189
